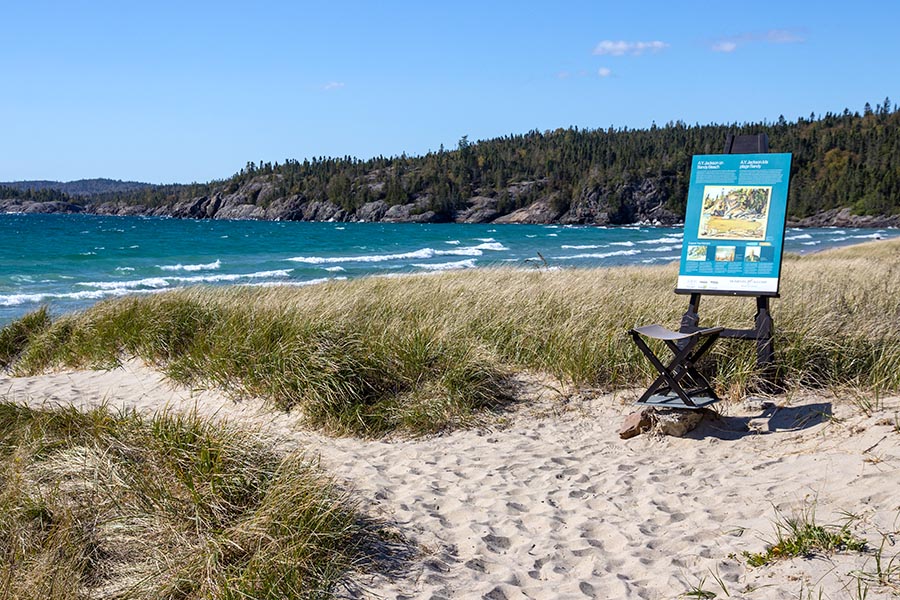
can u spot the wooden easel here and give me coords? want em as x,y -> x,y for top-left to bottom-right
676,133 -> 780,392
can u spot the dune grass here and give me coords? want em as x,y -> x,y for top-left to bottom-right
743,505 -> 867,567
2,239 -> 899,436
0,401 -> 378,599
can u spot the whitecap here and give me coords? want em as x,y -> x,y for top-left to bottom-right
561,244 -> 605,250
469,242 -> 508,251
1,288 -> 160,307
158,259 -> 222,272
445,240 -> 461,245
288,244 -> 505,265
288,248 -> 437,264
115,267 -> 136,272
547,233 -> 558,237
556,249 -> 642,260
79,277 -> 171,290
647,245 -> 680,252
247,277 -> 332,288
412,259 -> 478,271
170,269 -> 292,284
476,238 -> 496,242
638,236 -> 681,245
610,241 -> 636,247
324,266 -> 345,272
785,233 -> 812,240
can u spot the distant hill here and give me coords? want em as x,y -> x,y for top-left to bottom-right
2,100 -> 899,227
0,178 -> 155,196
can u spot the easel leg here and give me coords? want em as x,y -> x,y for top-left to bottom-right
754,296 -> 779,393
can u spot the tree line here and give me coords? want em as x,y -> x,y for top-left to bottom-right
10,98 -> 900,220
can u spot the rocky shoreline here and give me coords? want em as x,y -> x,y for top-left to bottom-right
2,184 -> 897,229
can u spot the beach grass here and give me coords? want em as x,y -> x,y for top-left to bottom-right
0,401 -> 377,599
743,505 -> 867,567
2,239 -> 899,436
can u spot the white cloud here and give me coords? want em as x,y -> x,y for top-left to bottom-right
597,67 -> 612,78
712,41 -> 738,53
711,29 -> 805,52
322,81 -> 346,91
593,40 -> 669,56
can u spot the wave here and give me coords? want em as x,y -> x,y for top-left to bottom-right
561,244 -> 605,250
646,245 -> 680,252
610,241 -> 636,247
412,259 -> 478,271
852,233 -> 884,239
80,277 -> 171,290
158,259 -> 222,272
638,236 -> 682,245
785,233 -> 813,240
246,277 -> 338,288
1,288 -> 161,307
324,266 -> 345,272
287,244 -> 507,264
445,240 -> 461,245
556,249 -> 642,260
170,270 -> 292,284
78,269 -> 292,290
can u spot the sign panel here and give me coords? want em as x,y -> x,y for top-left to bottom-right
677,153 -> 792,295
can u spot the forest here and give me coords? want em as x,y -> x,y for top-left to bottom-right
4,99 -> 899,222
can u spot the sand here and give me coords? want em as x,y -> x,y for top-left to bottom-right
2,361 -> 898,599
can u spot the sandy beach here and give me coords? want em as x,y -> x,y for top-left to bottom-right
2,361 -> 898,599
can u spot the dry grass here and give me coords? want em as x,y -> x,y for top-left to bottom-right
0,402 -> 381,599
2,239 -> 898,436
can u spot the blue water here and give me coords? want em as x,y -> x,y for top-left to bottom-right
1,213 -> 897,325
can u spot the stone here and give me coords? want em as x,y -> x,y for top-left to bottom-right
652,408 -> 705,437
618,408 -> 654,439
743,396 -> 776,412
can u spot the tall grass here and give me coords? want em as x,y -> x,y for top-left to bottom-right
0,402 -> 376,599
3,240 -> 899,435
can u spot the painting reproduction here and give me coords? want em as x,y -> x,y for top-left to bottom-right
698,185 -> 772,240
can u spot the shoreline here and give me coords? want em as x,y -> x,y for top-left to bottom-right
2,200 -> 899,229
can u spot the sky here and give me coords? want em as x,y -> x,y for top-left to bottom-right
2,0 -> 898,184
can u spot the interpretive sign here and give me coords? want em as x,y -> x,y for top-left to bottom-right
677,153 -> 792,295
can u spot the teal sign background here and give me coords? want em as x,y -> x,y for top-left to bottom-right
677,153 -> 792,295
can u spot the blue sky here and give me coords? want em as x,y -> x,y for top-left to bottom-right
2,0 -> 897,184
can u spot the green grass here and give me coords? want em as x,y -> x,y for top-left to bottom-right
743,505 -> 867,567
2,239 -> 899,436
0,401 -> 381,599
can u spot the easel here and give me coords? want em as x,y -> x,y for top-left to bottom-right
676,133 -> 779,392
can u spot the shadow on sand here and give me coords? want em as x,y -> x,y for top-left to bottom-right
689,402 -> 833,441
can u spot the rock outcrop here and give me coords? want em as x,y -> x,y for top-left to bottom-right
786,207 -> 900,229
0,199 -> 83,214
4,172 -> 895,228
